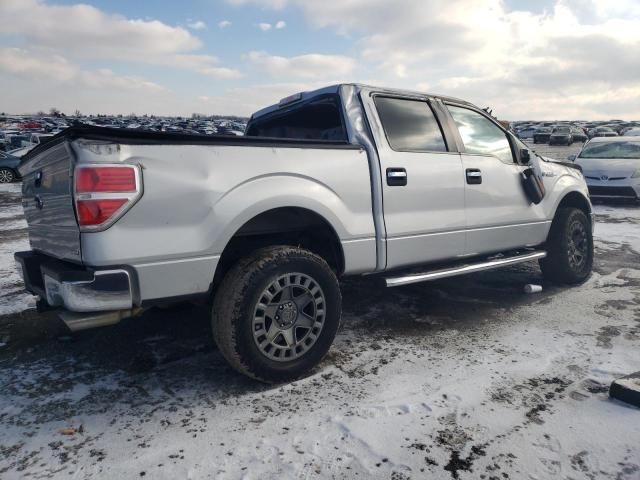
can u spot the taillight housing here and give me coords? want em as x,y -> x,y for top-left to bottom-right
74,164 -> 142,231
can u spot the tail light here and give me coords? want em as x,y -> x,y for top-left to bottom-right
74,164 -> 142,230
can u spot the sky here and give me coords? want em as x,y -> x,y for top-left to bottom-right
1,0 -> 640,120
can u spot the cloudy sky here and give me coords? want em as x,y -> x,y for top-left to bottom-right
1,0 -> 639,119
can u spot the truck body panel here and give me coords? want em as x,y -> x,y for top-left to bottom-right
16,83 -> 591,313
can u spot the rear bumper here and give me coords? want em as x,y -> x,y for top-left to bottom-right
14,251 -> 134,312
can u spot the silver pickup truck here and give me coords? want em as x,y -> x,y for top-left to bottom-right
15,84 -> 593,382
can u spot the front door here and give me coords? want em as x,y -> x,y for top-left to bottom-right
444,104 -> 549,256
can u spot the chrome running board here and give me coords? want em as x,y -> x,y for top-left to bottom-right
385,250 -> 547,288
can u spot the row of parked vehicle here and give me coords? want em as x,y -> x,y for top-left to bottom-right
0,114 -> 248,183
514,121 -> 640,146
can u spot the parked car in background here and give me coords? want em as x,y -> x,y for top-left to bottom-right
516,126 -> 537,140
549,126 -> 574,145
589,127 -> 618,138
0,151 -> 21,183
533,127 -> 552,144
571,126 -> 588,142
623,128 -> 640,137
571,137 -> 640,201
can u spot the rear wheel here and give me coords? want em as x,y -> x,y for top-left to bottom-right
212,246 -> 341,383
540,207 -> 593,284
0,168 -> 14,183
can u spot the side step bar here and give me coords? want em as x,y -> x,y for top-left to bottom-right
385,250 -> 547,288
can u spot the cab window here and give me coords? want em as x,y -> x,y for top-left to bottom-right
374,96 -> 447,152
447,105 -> 514,163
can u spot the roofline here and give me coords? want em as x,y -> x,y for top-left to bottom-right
250,83 -> 476,121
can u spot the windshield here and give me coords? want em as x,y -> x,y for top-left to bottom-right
552,127 -> 570,134
579,141 -> 640,159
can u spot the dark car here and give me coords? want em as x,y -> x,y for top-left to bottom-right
0,151 -> 21,183
533,127 -> 552,144
571,126 -> 588,142
549,126 -> 574,145
589,126 -> 618,139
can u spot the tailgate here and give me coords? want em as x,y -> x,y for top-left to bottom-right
20,140 -> 81,263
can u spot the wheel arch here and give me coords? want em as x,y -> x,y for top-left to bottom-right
212,206 -> 346,292
0,166 -> 18,181
555,191 -> 592,217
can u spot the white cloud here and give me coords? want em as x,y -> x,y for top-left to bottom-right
0,0 -> 239,79
187,20 -> 207,30
218,20 -> 232,28
257,23 -> 272,31
247,51 -> 355,79
229,0 -> 640,119
275,20 -> 286,29
0,47 -> 166,91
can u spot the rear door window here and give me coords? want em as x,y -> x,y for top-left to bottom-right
447,105 -> 514,163
374,97 -> 447,152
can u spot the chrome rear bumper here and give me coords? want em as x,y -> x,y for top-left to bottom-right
15,251 -> 134,312
43,268 -> 132,312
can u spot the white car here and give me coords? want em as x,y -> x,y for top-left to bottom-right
572,137 -> 640,201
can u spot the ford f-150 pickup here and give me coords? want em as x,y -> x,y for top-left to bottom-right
15,84 -> 594,382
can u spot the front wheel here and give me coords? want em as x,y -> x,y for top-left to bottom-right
540,207 -> 593,284
0,168 -> 15,183
212,246 -> 342,383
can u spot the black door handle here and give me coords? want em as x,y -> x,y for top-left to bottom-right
466,168 -> 482,184
387,168 -> 407,186
387,168 -> 407,187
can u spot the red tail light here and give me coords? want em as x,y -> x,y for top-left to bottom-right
76,167 -> 136,193
74,165 -> 142,230
76,199 -> 128,226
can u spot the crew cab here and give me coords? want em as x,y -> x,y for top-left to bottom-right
15,84 -> 594,382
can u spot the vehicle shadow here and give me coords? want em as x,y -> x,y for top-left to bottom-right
0,262 -> 551,406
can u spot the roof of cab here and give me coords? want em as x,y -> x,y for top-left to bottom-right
250,83 -> 476,120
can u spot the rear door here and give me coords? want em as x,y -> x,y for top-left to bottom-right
444,104 -> 548,256
20,141 -> 81,262
362,94 -> 466,269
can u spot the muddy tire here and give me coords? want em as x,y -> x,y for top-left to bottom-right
540,207 -> 593,284
0,168 -> 15,183
212,246 -> 341,383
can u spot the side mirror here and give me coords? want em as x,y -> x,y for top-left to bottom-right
520,148 -> 530,164
567,154 -> 576,162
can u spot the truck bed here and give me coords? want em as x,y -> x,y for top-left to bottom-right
21,124 -> 358,163
18,124 -> 377,304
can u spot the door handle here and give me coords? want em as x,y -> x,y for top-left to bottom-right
466,168 -> 482,185
387,168 -> 407,186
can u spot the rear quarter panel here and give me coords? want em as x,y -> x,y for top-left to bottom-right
79,143 -> 376,300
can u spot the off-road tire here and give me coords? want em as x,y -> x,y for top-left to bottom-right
212,246 -> 341,383
0,168 -> 15,183
540,207 -> 593,284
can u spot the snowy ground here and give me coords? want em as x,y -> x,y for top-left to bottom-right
0,168 -> 639,479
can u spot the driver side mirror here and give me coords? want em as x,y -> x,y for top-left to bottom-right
567,154 -> 576,162
520,148 -> 530,164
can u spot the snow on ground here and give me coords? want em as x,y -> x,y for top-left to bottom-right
594,205 -> 640,255
0,181 -> 638,479
0,183 -> 36,315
